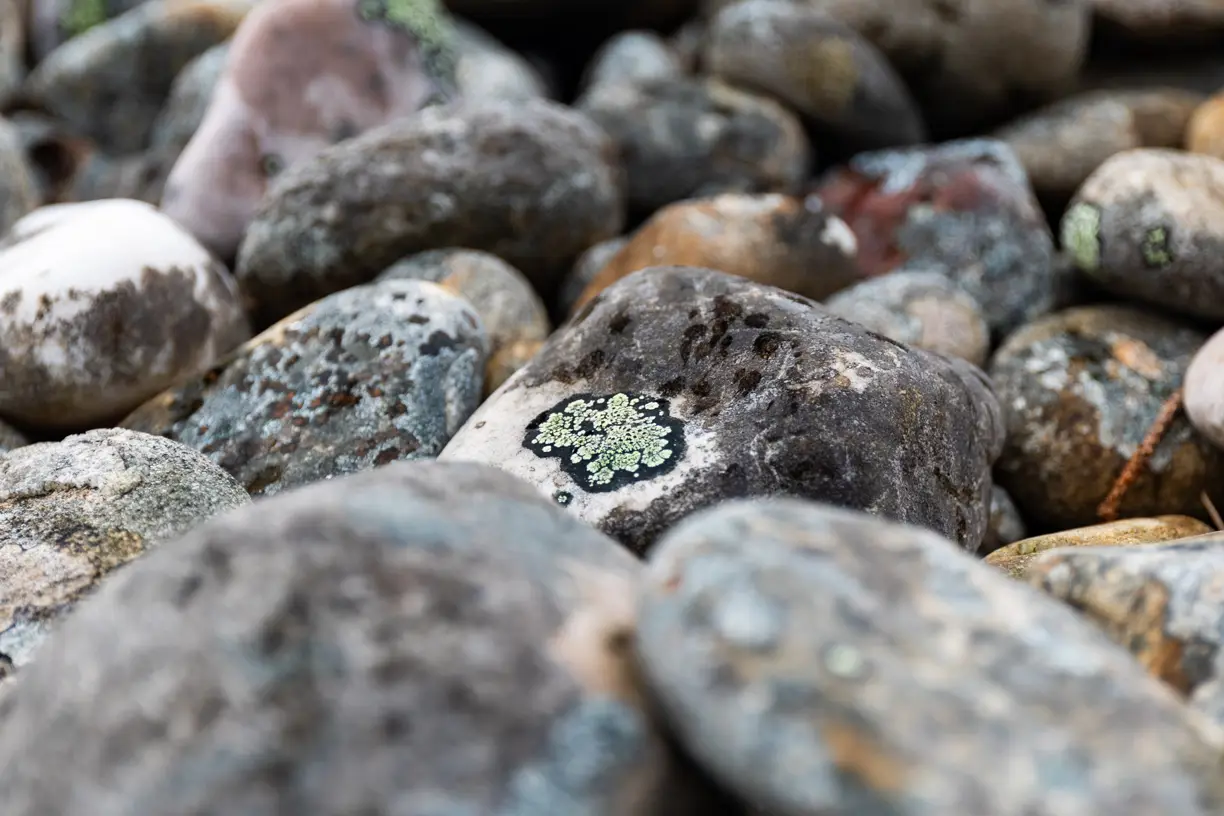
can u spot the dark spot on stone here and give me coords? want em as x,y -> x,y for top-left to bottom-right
660,377 -> 684,397
374,447 -> 401,466
681,324 -> 707,364
608,310 -> 632,334
329,118 -> 360,144
553,490 -> 573,505
245,463 -> 284,496
754,332 -> 782,358
734,369 -> 762,396
419,330 -> 459,356
712,295 -> 744,320
408,315 -> 429,324
575,349 -> 606,379
745,313 -> 770,328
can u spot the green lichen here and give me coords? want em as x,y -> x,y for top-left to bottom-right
62,0 -> 108,37
1061,202 -> 1102,273
1141,225 -> 1174,268
355,0 -> 457,87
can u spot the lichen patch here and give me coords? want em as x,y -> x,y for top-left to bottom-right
1061,202 -> 1102,273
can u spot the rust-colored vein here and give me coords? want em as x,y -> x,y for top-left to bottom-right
1098,387 -> 1183,523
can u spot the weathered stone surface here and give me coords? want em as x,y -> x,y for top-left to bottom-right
814,139 -> 1057,336
377,248 -> 549,395
0,428 -> 249,669
578,30 -> 683,97
987,516 -> 1212,579
454,17 -> 551,102
1062,148 -> 1224,320
236,99 -> 624,327
0,461 -> 715,815
637,498 -> 1224,815
443,266 -> 1004,555
823,270 -> 990,367
1186,325 -> 1224,451
573,194 -> 860,313
1028,535 -> 1224,727
702,0 -> 925,151
0,199 -> 250,429
577,77 -> 811,220
122,279 -> 486,497
0,420 -> 27,454
147,41 -> 230,156
982,484 -> 1027,556
0,117 -> 36,235
990,305 -> 1223,531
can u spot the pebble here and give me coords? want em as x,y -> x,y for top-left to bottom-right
161,0 -> 461,261
822,269 -> 991,367
577,77 -> 811,221
1186,326 -> 1224,451
559,235 -> 629,317
0,117 -> 36,235
0,428 -> 249,669
147,41 -> 231,158
990,305 -> 1223,531
636,497 -> 1224,814
376,248 -> 550,396
994,88 -> 1203,206
982,484 -> 1028,556
814,139 -> 1058,337
453,18 -> 552,102
1061,148 -> 1224,321
0,420 -> 27,454
0,199 -> 249,429
702,0 -> 925,151
0,461 -> 716,815
577,30 -> 683,97
986,516 -> 1212,579
235,99 -> 624,327
1028,536 -> 1224,728
121,279 -> 486,497
572,193 -> 861,313
442,266 -> 1003,554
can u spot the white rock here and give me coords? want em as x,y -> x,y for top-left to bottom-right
0,199 -> 249,428
1186,326 -> 1224,450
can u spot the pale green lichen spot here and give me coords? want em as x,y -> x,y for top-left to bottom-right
63,0 -> 107,37
523,392 -> 685,493
355,0 -> 457,87
1141,224 -> 1174,269
1061,202 -> 1102,273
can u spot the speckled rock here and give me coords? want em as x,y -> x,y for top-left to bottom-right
24,0 -> 256,155
573,194 -> 861,313
559,236 -> 629,316
453,18 -> 551,102
377,248 -> 549,395
702,0 -> 924,151
578,30 -> 683,97
0,428 -> 249,669
982,484 -> 1027,556
122,279 -> 486,497
994,88 -> 1203,206
815,139 -> 1058,337
0,0 -> 23,104
1091,0 -> 1224,40
161,0 -> 461,262
577,77 -> 811,220
637,498 -> 1224,815
1061,149 -> 1224,321
236,99 -> 624,328
823,270 -> 990,367
0,199 -> 249,429
990,305 -> 1223,531
987,516 -> 1211,579
0,460 -> 717,815
1186,326 -> 1224,451
0,420 -> 27,454
1029,536 -> 1224,727
27,0 -> 156,62
0,118 -> 36,235
443,266 -> 1004,555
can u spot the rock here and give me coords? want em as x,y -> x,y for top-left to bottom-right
0,118 -> 36,235
1061,149 -> 1224,321
1078,53 -> 1224,97
236,99 -> 624,328
3,111 -> 90,206
0,199 -> 249,429
990,305 -> 1223,531
994,88 -> 1203,206
147,41 -> 230,157
0,0 -> 23,104
122,279 -> 486,497
161,0 -> 460,262
24,0 -> 256,155
376,248 -> 549,395
442,266 -> 1004,555
1186,92 -> 1224,160
578,30 -> 683,97
1028,535 -> 1224,727
637,497 -> 1224,814
27,0 -> 155,62
987,515 -> 1212,579
558,236 -> 629,316
453,18 -> 551,102
814,139 -> 1058,337
1091,0 -> 1224,40
822,270 -> 990,367
702,0 -> 925,151
1186,326 -> 1224,451
577,77 -> 811,221
982,484 -> 1027,556
572,194 -> 861,314
0,420 -> 27,454
0,461 -> 715,815
0,428 -> 249,669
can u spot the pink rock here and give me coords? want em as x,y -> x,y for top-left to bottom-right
160,0 -> 457,260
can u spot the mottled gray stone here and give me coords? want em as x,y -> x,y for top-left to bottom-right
454,18 -> 551,102
148,40 -> 231,155
0,461 -> 718,815
0,428 -> 249,669
982,484 -> 1027,556
577,76 -> 811,220
578,30 -> 683,97
442,266 -> 1004,555
637,498 -> 1224,815
122,279 -> 487,497
236,99 -> 624,327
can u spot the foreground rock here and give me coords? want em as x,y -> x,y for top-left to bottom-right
122,280 -> 486,497
637,498 -> 1224,814
0,462 -> 713,815
0,199 -> 249,429
0,429 -> 249,669
443,266 -> 1004,554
